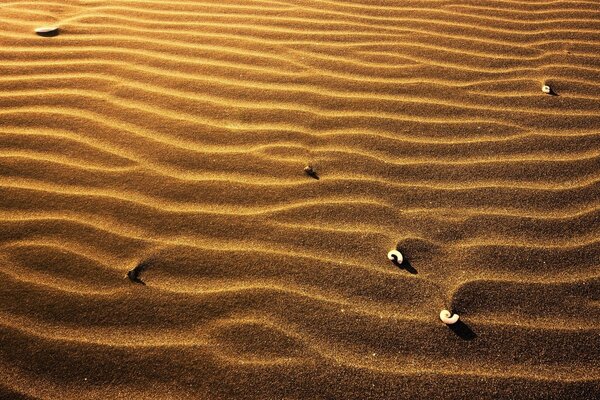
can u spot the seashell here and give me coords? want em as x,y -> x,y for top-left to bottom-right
387,249 -> 403,264
35,26 -> 59,36
542,85 -> 552,94
439,309 -> 459,325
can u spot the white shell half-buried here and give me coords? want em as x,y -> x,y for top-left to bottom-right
35,26 -> 59,35
439,310 -> 459,325
387,249 -> 403,264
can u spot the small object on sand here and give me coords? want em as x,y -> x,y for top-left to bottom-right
35,26 -> 59,37
542,85 -> 552,94
304,165 -> 319,179
440,310 -> 459,325
126,263 -> 147,285
387,249 -> 403,264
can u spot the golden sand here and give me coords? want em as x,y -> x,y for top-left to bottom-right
1,0 -> 599,398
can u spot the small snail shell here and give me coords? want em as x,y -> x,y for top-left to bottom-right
440,310 -> 459,325
387,249 -> 403,264
542,85 -> 552,94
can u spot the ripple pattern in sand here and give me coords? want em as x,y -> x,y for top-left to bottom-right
1,0 -> 599,399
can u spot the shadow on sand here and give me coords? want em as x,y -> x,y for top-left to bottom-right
449,320 -> 477,340
391,257 -> 418,275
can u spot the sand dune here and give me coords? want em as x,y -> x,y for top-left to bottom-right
0,0 -> 599,398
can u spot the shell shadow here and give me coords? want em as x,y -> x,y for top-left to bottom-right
390,255 -> 418,274
305,170 -> 319,180
449,320 -> 477,340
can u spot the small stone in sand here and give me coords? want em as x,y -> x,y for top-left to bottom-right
440,310 -> 459,325
35,26 -> 59,37
304,165 -> 319,179
126,263 -> 147,285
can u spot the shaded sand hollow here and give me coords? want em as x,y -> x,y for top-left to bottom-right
1,0 -> 599,399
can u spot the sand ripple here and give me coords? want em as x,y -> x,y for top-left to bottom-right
1,0 -> 599,398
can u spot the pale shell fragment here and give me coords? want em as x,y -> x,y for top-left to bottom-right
440,309 -> 459,325
35,26 -> 59,35
542,85 -> 552,94
387,249 -> 403,264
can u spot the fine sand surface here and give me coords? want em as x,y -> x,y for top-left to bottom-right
1,0 -> 599,399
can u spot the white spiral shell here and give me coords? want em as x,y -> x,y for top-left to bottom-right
542,85 -> 551,94
439,310 -> 459,325
387,249 -> 403,264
